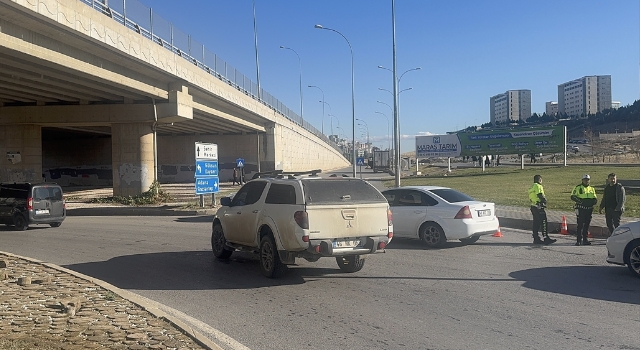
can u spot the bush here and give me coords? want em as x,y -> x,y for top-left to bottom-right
89,181 -> 173,206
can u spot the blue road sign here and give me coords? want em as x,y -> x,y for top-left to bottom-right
195,177 -> 219,195
356,157 -> 365,166
236,158 -> 245,168
195,160 -> 218,177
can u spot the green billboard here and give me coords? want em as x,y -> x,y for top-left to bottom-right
458,126 -> 565,156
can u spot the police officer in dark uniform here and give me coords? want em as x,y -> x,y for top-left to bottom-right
571,174 -> 598,246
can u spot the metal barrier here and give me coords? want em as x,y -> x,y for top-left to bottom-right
77,0 -> 343,154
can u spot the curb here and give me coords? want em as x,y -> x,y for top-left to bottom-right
0,251 -> 224,350
497,217 -> 610,239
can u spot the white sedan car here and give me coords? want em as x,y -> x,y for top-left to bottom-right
382,186 -> 499,248
606,220 -> 640,278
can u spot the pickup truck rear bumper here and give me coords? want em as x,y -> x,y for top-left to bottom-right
306,237 -> 387,256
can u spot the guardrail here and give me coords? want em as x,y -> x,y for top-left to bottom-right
78,0 -> 344,155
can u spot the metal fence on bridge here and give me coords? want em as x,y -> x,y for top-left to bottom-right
78,0 -> 343,154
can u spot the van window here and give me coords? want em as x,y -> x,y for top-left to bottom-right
33,186 -> 63,201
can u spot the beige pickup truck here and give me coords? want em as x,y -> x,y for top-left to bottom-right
211,170 -> 393,278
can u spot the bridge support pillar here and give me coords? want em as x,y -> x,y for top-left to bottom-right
111,123 -> 155,196
0,125 -> 42,183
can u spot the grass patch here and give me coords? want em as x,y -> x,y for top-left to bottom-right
89,181 -> 172,206
386,165 -> 640,218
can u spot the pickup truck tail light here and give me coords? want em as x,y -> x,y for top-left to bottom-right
387,208 -> 393,239
27,197 -> 33,211
454,206 -> 472,219
294,211 -> 309,229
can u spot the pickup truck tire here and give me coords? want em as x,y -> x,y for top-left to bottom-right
260,235 -> 287,278
211,223 -> 233,259
459,236 -> 480,244
420,223 -> 445,248
13,214 -> 28,231
335,255 -> 366,273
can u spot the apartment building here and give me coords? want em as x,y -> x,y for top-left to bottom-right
557,75 -> 612,117
545,101 -> 558,115
490,90 -> 531,125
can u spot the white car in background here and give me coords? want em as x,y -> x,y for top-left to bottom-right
382,186 -> 499,248
606,220 -> 640,278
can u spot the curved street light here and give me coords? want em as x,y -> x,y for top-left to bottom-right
375,111 -> 391,151
308,85 -> 325,134
280,46 -> 303,119
328,114 -> 339,136
315,24 -> 356,177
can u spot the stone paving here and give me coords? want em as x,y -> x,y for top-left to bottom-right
0,254 -> 210,350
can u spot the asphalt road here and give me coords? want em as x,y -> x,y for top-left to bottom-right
1,214 -> 639,350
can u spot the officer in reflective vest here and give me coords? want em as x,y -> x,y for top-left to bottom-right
528,175 -> 556,245
571,174 -> 598,246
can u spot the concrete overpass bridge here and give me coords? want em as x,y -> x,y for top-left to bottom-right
0,0 -> 349,195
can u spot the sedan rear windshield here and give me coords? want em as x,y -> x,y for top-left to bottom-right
429,188 -> 475,203
302,179 -> 386,205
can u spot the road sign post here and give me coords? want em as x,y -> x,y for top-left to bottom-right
195,142 -> 219,207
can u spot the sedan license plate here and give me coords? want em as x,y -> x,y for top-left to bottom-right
35,209 -> 49,215
477,209 -> 491,217
333,239 -> 361,248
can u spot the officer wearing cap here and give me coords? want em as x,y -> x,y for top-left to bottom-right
571,174 -> 598,245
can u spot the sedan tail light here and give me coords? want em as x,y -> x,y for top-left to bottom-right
294,211 -> 309,229
454,205 -> 472,219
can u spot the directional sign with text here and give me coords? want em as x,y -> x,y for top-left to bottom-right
195,142 -> 218,160
195,177 -> 219,195
195,160 -> 218,177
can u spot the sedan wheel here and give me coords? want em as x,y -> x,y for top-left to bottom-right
627,241 -> 640,278
420,223 -> 445,248
211,223 -> 232,259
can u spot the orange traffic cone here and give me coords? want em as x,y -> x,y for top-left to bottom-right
560,216 -> 569,235
492,226 -> 503,237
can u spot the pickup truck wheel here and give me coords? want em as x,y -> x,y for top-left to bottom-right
260,235 -> 287,278
13,214 -> 28,231
460,236 -> 480,244
420,223 -> 445,248
211,223 -> 232,259
336,255 -> 366,273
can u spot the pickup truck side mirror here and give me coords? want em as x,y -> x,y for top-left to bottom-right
220,197 -> 232,206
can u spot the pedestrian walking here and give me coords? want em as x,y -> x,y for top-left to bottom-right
599,173 -> 626,235
571,174 -> 598,245
528,175 -> 556,245
232,167 -> 239,186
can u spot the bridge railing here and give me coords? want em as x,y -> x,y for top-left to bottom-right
78,0 -> 343,154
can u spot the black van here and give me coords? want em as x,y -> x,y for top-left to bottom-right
0,183 -> 66,231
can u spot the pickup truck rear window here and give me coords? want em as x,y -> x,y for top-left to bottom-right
301,179 -> 385,204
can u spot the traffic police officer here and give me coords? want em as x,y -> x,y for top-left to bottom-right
571,174 -> 598,245
528,174 -> 556,245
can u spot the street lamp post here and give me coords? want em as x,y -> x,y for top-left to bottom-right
328,114 -> 339,136
315,24 -> 356,177
280,46 -> 303,119
375,111 -> 390,151
308,85 -> 325,134
356,118 -> 369,148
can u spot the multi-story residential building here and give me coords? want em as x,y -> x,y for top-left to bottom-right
545,101 -> 558,115
490,90 -> 531,125
557,75 -> 612,117
611,101 -> 621,109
